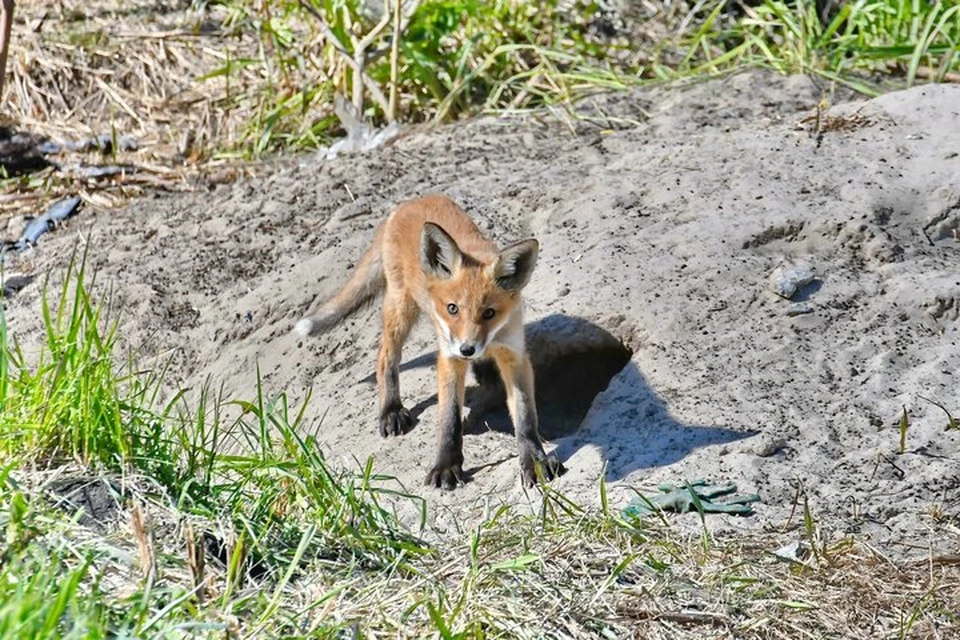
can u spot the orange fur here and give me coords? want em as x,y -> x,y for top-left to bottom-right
297,194 -> 563,488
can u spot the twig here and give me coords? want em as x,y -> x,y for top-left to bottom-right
0,0 -> 14,101
388,0 -> 402,121
297,0 -> 390,116
365,1 -> 422,64
114,30 -> 213,40
349,2 -> 392,115
886,60 -> 960,84
184,523 -> 206,604
131,502 -> 158,583
617,604 -> 729,627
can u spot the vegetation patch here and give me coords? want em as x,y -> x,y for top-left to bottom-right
2,3 -> 960,637
2,246 -> 958,638
1,1 -> 958,219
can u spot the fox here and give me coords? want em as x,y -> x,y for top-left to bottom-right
295,194 -> 563,489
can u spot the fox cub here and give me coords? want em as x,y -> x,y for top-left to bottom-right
296,194 -> 563,489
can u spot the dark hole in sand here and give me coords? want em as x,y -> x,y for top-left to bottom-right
467,315 -> 633,440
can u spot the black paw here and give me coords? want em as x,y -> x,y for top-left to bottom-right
519,447 -> 565,487
425,456 -> 466,490
379,406 -> 412,437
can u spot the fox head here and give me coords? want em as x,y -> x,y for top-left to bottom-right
420,222 -> 538,361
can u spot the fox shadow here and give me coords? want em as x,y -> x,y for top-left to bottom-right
381,314 -> 753,482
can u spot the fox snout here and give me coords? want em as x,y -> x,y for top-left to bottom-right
442,332 -> 484,360
450,340 -> 482,360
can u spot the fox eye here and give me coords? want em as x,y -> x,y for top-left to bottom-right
447,303 -> 459,315
482,308 -> 496,320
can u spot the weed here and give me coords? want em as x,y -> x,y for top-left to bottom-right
919,394 -> 959,431
898,404 -> 909,453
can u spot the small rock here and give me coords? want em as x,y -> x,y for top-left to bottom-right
770,263 -> 815,299
786,302 -> 814,317
2,273 -> 33,296
5,215 -> 23,235
753,436 -> 786,457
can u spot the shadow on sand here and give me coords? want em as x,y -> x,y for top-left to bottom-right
367,314 -> 753,481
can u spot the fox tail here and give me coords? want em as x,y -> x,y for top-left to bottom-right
294,224 -> 386,337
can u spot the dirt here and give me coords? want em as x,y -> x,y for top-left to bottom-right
5,70 -> 960,554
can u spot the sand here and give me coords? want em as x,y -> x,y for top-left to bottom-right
5,70 -> 959,554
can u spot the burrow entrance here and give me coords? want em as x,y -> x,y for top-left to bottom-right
466,315 -> 633,440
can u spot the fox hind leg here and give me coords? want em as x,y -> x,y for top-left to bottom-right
377,293 -> 418,437
471,359 -> 501,389
490,347 -> 564,486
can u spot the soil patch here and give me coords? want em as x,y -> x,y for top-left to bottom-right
5,70 -> 960,554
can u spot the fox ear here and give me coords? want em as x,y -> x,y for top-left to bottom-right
421,223 -> 463,279
494,239 -> 539,291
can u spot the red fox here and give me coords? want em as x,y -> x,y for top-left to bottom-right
296,194 -> 563,489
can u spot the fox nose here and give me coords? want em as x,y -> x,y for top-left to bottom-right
459,344 -> 476,358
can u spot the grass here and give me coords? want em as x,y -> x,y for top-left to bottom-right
2,2 -> 960,637
674,0 -> 960,93
0,1 -> 958,226
2,247 -> 959,638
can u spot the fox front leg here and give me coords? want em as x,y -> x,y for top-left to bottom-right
425,355 -> 467,490
377,294 -> 417,437
491,347 -> 563,487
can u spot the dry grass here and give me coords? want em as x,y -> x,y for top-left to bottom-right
0,1 -> 653,226
11,464 -> 960,638
6,2 -> 265,156
0,1 -> 288,223
3,5 -> 960,636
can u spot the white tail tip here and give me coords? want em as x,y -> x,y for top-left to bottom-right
294,318 -> 314,337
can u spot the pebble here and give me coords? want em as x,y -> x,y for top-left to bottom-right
753,435 -> 786,457
770,263 -> 815,299
786,302 -> 814,316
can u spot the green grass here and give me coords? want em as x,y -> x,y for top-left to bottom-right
206,0 -> 638,156
676,0 -> 960,93
9,2 -> 956,164
0,253 -> 430,636
1,260 -> 958,637
201,0 -> 960,156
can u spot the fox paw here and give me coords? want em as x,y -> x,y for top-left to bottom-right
379,407 -> 412,437
519,448 -> 564,487
425,460 -> 465,491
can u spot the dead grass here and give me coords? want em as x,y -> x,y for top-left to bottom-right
0,1 -> 290,223
7,2 -> 259,155
11,464 -> 960,638
3,5 -> 960,637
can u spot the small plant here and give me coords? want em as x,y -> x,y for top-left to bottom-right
802,489 -> 820,566
205,0 -> 638,155
898,404 -> 910,453
919,395 -> 960,431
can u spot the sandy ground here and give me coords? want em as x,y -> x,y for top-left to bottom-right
5,70 -> 960,554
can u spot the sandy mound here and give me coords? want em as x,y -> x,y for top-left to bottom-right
5,71 -> 959,551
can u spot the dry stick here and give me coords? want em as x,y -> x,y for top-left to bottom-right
364,0 -> 422,64
0,0 -> 14,103
885,60 -> 960,84
297,0 -> 390,117
388,0 -> 402,121
131,502 -> 158,583
348,3 -> 392,116
184,523 -> 206,604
